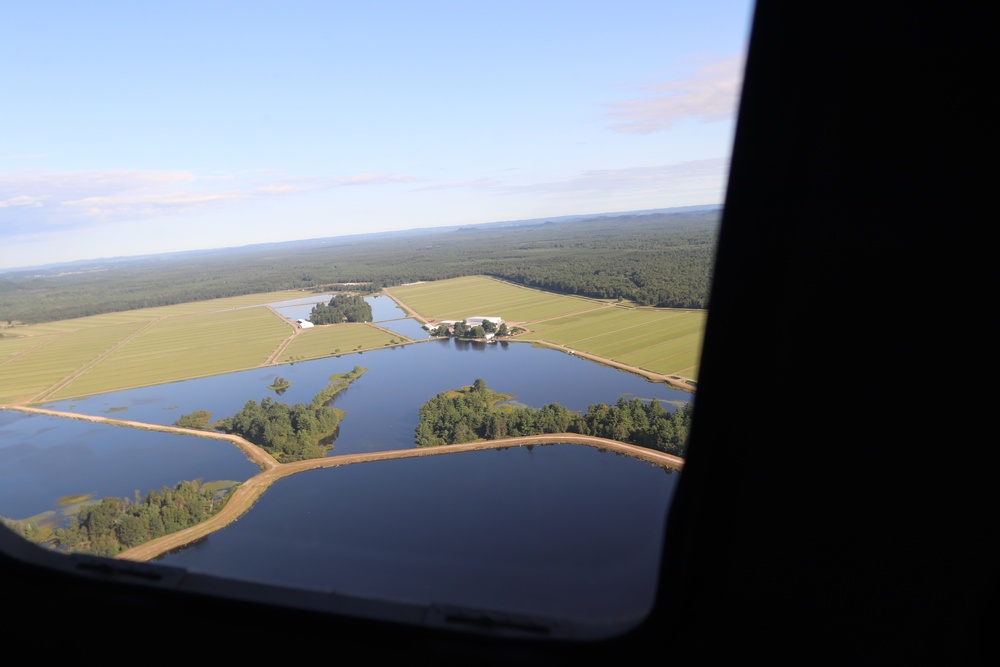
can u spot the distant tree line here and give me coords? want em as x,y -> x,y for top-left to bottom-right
0,211 -> 718,324
415,378 -> 691,457
308,294 -> 373,324
0,480 -> 236,558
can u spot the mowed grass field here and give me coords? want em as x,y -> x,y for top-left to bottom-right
521,307 -> 705,379
0,321 -> 151,404
0,278 -> 706,404
386,276 -> 603,322
387,276 -> 705,382
278,323 -> 403,363
0,290 -> 307,404
46,308 -> 294,401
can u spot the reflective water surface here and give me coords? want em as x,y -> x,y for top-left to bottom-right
4,324 -> 689,635
155,443 -> 679,633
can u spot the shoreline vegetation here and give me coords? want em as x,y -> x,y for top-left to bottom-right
0,369 -> 689,559
0,274 -> 699,556
2,479 -> 237,558
0,225 -> 706,558
0,288 -> 698,556
416,379 -> 690,457
181,365 -> 369,463
0,403 -> 685,561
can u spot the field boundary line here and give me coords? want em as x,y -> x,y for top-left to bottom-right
28,317 -> 164,405
263,306 -> 301,365
0,333 -> 62,369
115,432 -> 683,562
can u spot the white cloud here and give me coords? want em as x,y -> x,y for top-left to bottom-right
499,158 -> 730,198
255,183 -> 307,195
330,172 -> 418,186
606,55 -> 745,134
0,168 -> 418,239
0,195 -> 48,208
0,169 -> 199,232
414,178 -> 501,192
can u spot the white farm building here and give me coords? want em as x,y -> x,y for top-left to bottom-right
423,317 -> 504,336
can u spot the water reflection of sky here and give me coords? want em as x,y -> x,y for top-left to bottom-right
41,340 -> 691,456
155,443 -> 678,636
15,327 -> 690,541
267,294 -> 432,339
0,410 -> 260,521
5,318 -> 688,627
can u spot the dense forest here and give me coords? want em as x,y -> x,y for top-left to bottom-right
0,210 -> 718,324
2,480 -> 235,557
415,379 -> 691,457
309,294 -> 373,324
207,366 -> 367,461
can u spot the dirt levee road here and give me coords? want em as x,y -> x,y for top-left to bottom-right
1,405 -> 682,563
119,434 -> 682,562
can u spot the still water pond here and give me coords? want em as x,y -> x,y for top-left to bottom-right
4,327 -> 690,633
268,294 -> 433,339
41,338 -> 690,455
155,443 -> 678,635
0,410 -> 259,520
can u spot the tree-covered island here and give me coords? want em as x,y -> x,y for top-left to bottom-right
308,294 -> 373,325
268,376 -> 292,392
177,365 -> 368,462
415,378 -> 691,457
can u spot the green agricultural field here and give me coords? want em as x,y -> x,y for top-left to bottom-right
278,323 -> 402,363
387,276 -> 603,323
0,321 -> 151,404
130,290 -> 308,318
0,333 -> 48,363
45,307 -> 294,401
388,275 -> 704,382
0,280 -> 705,405
0,289 -> 399,404
2,311 -> 153,337
518,306 -> 705,380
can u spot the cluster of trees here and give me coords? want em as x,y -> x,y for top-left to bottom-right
434,319 -> 512,339
209,366 -> 367,461
1,211 -> 717,324
414,378 -> 691,456
31,480 -> 234,557
580,396 -> 691,455
268,376 -> 291,395
308,294 -> 373,325
215,397 -> 343,461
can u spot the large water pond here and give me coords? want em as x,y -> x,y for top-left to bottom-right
155,443 -> 678,635
40,338 -> 690,455
2,305 -> 691,636
270,294 -> 434,340
0,410 -> 260,520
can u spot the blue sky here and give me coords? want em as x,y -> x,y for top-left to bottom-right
0,1 -> 755,270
